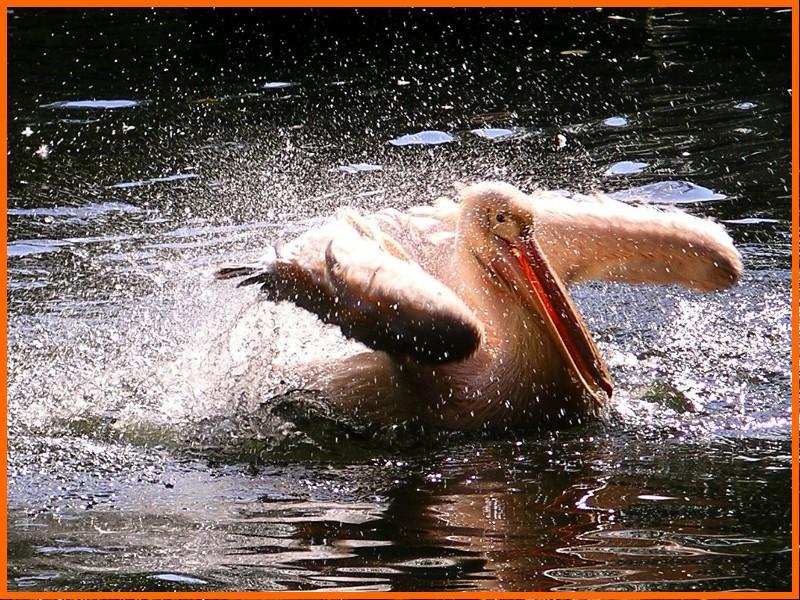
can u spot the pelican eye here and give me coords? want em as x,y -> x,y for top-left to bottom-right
495,212 -> 507,223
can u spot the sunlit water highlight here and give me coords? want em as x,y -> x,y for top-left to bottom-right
6,7 -> 792,593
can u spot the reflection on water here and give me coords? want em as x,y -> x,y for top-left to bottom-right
6,7 -> 793,593
8,434 -> 791,592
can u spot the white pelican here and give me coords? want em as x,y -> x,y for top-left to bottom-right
216,182 -> 742,430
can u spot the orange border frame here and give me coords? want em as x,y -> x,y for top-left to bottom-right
0,2 -> 797,599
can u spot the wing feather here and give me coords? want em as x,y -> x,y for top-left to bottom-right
215,215 -> 482,364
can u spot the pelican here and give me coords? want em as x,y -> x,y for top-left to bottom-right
216,182 -> 742,430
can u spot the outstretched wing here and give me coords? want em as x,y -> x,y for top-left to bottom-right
531,191 -> 743,291
215,216 -> 482,364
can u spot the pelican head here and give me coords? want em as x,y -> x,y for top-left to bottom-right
456,182 -> 613,410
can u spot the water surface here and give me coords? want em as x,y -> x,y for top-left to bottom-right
6,8 -> 793,593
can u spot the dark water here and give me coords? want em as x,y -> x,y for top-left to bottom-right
5,8 -> 793,592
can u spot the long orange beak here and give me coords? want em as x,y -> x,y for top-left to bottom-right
509,237 -> 613,405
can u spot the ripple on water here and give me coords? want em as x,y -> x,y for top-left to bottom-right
606,180 -> 727,204
40,99 -> 141,109
7,239 -> 72,257
602,116 -> 629,127
263,81 -> 296,89
721,217 -> 782,225
469,127 -> 519,140
337,565 -> 403,574
109,173 -> 198,189
388,130 -> 455,146
544,567 -> 641,583
35,545 -> 109,555
8,201 -> 143,221
392,557 -> 469,576
246,502 -> 386,525
150,573 -> 209,585
336,163 -> 383,174
569,528 -> 765,556
604,160 -> 649,176
12,572 -> 61,588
